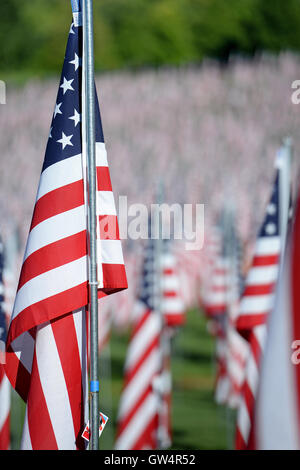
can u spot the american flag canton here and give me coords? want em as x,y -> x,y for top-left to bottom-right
259,173 -> 279,238
236,171 -> 280,335
139,239 -> 156,311
43,17 -> 104,172
0,238 -> 7,345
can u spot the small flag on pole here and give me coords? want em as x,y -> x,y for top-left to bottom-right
254,189 -> 299,449
235,163 -> 288,449
115,239 -> 161,450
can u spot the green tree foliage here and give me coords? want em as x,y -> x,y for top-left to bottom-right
1,0 -> 300,76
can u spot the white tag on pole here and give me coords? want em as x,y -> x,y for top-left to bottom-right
82,412 -> 109,442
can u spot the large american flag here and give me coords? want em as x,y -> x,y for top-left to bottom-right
5,2 -> 127,450
115,239 -> 161,450
0,237 -> 10,450
235,171 -> 281,449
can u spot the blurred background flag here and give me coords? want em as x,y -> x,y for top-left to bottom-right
235,166 -> 281,449
4,1 -> 127,450
160,240 -> 185,328
115,238 -> 161,450
255,182 -> 299,449
0,236 -> 10,450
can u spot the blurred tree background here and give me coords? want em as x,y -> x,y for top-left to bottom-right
1,0 -> 300,78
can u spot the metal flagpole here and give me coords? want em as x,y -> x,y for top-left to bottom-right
278,137 -> 292,253
82,0 -> 99,450
222,202 -> 236,450
153,182 -> 169,449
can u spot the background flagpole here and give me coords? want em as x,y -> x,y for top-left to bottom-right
82,0 -> 99,450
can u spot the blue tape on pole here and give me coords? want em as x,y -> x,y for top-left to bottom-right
71,0 -> 80,13
90,381 -> 99,392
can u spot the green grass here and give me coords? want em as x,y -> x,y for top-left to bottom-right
100,309 -> 233,450
10,309 -> 233,450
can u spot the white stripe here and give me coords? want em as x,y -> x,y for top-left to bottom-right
162,298 -> 184,313
207,292 -> 226,305
125,314 -> 160,372
73,309 -> 89,427
246,265 -> 279,285
254,324 -> 267,350
97,191 -> 117,216
35,322 -> 76,449
96,142 -> 108,167
213,275 -> 228,287
98,239 -> 124,265
118,347 -> 160,421
237,399 -> 251,444
160,253 -> 175,269
245,352 -> 259,396
20,407 -> 33,450
115,392 -> 158,450
0,375 -> 10,430
24,205 -> 86,260
37,154 -> 83,201
240,294 -> 274,314
255,237 -> 280,256
13,256 -> 87,319
161,276 -> 180,291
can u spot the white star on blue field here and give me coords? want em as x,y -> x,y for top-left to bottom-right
42,19 -> 104,172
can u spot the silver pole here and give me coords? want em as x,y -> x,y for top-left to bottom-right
153,183 -> 168,449
82,0 -> 99,450
278,137 -> 292,253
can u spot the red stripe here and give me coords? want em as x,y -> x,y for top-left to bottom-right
165,313 -> 185,327
101,264 -> 128,293
163,268 -> 174,275
236,314 -> 267,339
117,384 -> 153,439
27,349 -> 58,449
5,348 -> 31,402
0,414 -> 10,450
31,180 -> 84,231
134,309 -> 151,335
98,215 -> 120,240
243,283 -> 275,296
132,413 -> 158,450
212,285 -> 226,293
97,167 -> 112,191
214,269 -> 227,275
252,254 -> 279,267
249,329 -> 263,366
51,314 -> 86,450
235,426 -> 247,450
7,282 -> 87,348
125,335 -> 159,385
163,291 -> 177,297
18,231 -> 87,290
